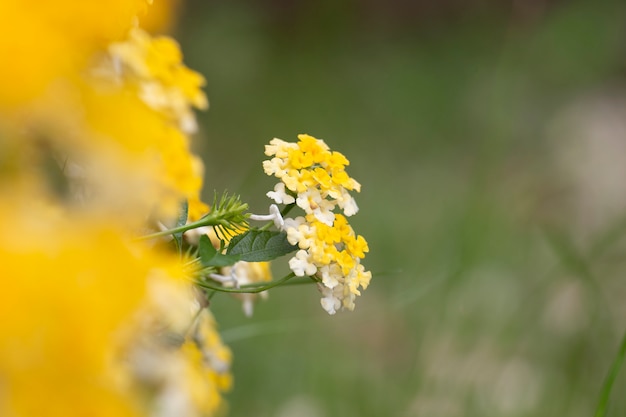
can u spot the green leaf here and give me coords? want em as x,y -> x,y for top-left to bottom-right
199,235 -> 216,259
226,230 -> 297,262
199,235 -> 241,267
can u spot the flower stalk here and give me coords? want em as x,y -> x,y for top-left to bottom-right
196,272 -> 302,294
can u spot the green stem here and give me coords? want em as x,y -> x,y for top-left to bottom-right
138,213 -> 237,241
279,276 -> 320,286
280,203 -> 296,220
594,328 -> 626,417
195,272 -> 299,294
259,222 -> 273,231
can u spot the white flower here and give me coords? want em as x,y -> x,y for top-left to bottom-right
319,264 -> 342,289
288,250 -> 317,277
262,157 -> 287,177
267,182 -> 295,204
265,138 -> 297,158
282,216 -> 306,233
296,188 -> 323,213
296,189 -> 336,226
269,204 -> 284,229
283,217 -> 316,248
312,199 -> 336,225
249,204 -> 284,229
319,285 -> 342,315
338,191 -> 359,216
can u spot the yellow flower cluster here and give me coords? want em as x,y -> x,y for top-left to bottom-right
109,27 -> 208,134
0,3 -> 208,220
263,134 -> 372,314
0,2 -> 228,416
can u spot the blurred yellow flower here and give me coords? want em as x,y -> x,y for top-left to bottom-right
0,198 -> 187,417
0,3 -> 209,221
139,0 -> 183,34
78,82 -> 205,218
109,28 -> 208,133
0,0 -> 150,107
0,2 -> 229,416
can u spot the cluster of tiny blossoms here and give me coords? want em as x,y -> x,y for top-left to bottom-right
264,134 -> 372,314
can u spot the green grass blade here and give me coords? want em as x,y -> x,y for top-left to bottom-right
595,328 -> 626,417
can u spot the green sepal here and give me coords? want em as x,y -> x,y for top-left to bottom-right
226,230 -> 297,262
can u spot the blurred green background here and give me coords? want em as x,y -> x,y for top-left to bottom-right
175,1 -> 626,416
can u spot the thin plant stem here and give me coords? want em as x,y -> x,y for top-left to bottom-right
280,203 -> 296,218
594,327 -> 626,417
259,222 -> 273,231
184,306 -> 205,339
195,272 -> 300,294
138,214 -> 240,241
137,217 -> 217,240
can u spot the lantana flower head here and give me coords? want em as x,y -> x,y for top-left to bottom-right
263,134 -> 372,314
